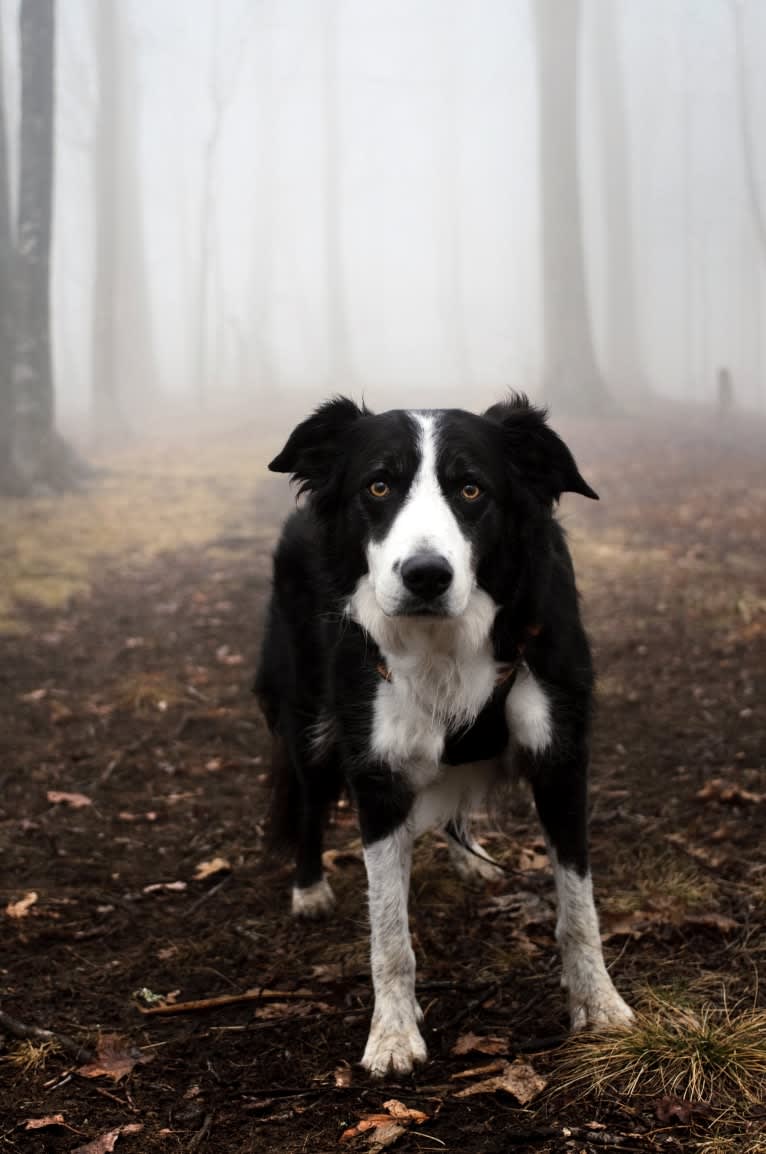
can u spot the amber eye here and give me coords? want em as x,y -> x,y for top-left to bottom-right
460,483 -> 482,501
369,480 -> 390,498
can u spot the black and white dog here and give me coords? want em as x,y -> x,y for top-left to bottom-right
255,395 -> 633,1077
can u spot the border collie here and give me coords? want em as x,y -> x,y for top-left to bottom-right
255,395 -> 633,1077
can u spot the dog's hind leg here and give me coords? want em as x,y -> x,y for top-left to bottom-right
444,819 -> 504,883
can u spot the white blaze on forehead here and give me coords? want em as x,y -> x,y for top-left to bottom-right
365,412 -> 475,618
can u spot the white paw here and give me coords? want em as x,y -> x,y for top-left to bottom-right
569,983 -> 634,1032
361,1019 -> 427,1078
291,877 -> 335,919
448,839 -> 505,884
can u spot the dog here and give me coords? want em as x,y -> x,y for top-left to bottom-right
255,394 -> 633,1077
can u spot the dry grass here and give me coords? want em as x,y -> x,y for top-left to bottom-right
557,990 -> 766,1107
2,1039 -> 60,1073
0,430 -> 274,632
604,848 -> 717,917
112,672 -> 188,714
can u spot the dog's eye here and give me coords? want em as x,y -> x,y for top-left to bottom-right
368,480 -> 390,499
460,483 -> 482,502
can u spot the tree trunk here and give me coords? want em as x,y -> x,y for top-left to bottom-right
14,0 -> 84,488
0,15 -> 19,491
322,0 -> 353,387
91,0 -> 127,441
14,0 -> 57,483
593,0 -> 649,399
729,0 -> 766,263
534,0 -> 607,412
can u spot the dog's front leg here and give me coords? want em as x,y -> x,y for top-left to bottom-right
361,825 -> 426,1077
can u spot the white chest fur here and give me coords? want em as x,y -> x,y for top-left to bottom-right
369,640 -> 553,791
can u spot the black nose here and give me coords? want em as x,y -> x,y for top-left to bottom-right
400,553 -> 453,601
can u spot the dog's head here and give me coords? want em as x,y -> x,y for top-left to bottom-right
269,395 -> 596,623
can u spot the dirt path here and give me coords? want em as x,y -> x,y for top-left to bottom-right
1,417 -> 764,1153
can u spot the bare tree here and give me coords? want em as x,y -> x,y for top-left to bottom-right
729,0 -> 766,262
90,0 -> 125,439
534,0 -> 607,411
436,1 -> 470,385
90,2 -> 157,439
195,4 -> 251,405
14,0 -> 57,483
250,0 -> 277,393
322,0 -> 352,386
0,15 -> 18,491
14,0 -> 82,488
592,0 -> 649,398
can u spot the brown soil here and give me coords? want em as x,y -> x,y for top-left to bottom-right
1,414 -> 764,1153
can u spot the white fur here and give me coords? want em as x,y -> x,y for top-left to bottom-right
361,413 -> 475,619
507,667 -> 553,754
362,829 -> 426,1077
291,877 -> 335,918
551,853 -> 634,1030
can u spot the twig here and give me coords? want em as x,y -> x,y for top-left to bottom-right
0,1008 -> 94,1064
135,988 -> 325,1017
187,1112 -> 214,1152
185,874 -> 232,917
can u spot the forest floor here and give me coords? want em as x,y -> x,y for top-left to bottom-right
0,410 -> 765,1154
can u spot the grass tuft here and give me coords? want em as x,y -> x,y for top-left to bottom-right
2,1040 -> 60,1073
557,990 -> 766,1107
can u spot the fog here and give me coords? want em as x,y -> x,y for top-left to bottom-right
2,0 -> 766,478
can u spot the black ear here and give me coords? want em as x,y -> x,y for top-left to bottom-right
268,396 -> 367,495
484,394 -> 598,502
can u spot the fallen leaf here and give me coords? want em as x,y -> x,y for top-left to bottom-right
655,1096 -> 696,1125
193,856 -> 231,881
453,1059 -> 547,1104
452,1032 -> 509,1056
50,700 -> 74,724
73,1123 -> 143,1154
334,1064 -> 353,1087
601,907 -> 738,941
517,844 -> 550,871
682,912 -> 738,933
47,790 -> 92,809
382,1100 -> 428,1124
697,779 -> 763,805
20,687 -> 48,702
340,1100 -> 429,1144
6,891 -> 38,918
322,847 -> 364,871
77,1034 -> 151,1082
24,1115 -> 66,1130
367,1122 -> 406,1152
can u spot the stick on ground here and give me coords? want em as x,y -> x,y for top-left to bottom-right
0,1008 -> 94,1064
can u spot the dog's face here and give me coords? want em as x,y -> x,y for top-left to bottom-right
269,396 -> 596,620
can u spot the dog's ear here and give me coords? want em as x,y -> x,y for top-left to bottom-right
485,394 -> 598,502
269,396 -> 367,495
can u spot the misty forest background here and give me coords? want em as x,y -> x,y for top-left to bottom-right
0,0 -> 765,493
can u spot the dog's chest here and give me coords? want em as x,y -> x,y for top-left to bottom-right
369,648 -> 510,786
